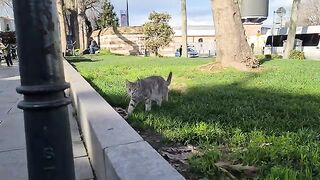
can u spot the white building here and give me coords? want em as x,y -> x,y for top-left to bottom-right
0,16 -> 15,32
173,25 -> 216,56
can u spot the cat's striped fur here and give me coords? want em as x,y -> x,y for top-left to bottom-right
126,72 -> 172,115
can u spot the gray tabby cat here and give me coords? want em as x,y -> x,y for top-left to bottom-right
126,72 -> 172,116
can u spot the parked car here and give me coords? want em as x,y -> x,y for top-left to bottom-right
187,48 -> 199,58
175,47 -> 199,58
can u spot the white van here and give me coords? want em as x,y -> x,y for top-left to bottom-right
264,26 -> 320,59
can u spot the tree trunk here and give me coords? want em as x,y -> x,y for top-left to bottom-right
78,9 -> 93,52
78,13 -> 86,51
181,0 -> 188,58
64,0 -> 80,48
211,0 -> 258,69
284,0 -> 301,59
57,0 -> 67,55
69,10 -> 80,49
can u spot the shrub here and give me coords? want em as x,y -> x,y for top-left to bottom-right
272,54 -> 283,59
99,49 -> 112,55
74,49 -> 81,56
289,50 -> 305,60
256,54 -> 282,64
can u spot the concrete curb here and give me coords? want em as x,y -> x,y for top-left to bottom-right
64,61 -> 185,180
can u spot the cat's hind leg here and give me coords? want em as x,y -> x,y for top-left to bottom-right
164,92 -> 169,102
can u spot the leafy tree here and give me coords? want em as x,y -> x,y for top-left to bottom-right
96,0 -> 119,29
143,12 -> 174,56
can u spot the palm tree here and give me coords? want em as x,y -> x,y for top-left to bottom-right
181,0 -> 188,58
284,0 -> 301,59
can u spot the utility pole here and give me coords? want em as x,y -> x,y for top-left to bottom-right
13,0 -> 75,179
271,10 -> 275,55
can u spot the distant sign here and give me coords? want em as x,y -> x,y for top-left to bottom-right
256,30 -> 261,36
120,10 -> 128,27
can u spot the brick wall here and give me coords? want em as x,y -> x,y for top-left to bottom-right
91,26 -> 218,57
91,26 -> 144,56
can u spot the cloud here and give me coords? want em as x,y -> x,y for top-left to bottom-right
264,0 -> 293,25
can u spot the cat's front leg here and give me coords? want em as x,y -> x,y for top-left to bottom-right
128,99 -> 138,115
145,99 -> 152,111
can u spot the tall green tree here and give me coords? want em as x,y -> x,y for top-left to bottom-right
96,0 -> 119,29
284,0 -> 301,59
143,12 -> 174,57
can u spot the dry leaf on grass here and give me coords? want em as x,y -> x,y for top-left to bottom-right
215,161 -> 258,179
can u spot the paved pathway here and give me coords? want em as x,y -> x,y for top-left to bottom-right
0,61 -> 94,180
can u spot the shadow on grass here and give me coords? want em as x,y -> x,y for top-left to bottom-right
258,55 -> 272,65
66,56 -> 101,63
85,71 -> 320,136
83,73 -> 320,179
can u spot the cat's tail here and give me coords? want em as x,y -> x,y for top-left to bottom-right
166,72 -> 172,85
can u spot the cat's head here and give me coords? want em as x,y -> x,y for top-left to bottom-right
126,80 -> 140,97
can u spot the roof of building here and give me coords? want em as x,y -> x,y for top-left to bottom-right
0,16 -> 14,20
173,25 -> 215,36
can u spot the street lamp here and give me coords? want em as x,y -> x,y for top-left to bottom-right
13,0 -> 75,179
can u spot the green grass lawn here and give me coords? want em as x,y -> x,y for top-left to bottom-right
68,55 -> 320,179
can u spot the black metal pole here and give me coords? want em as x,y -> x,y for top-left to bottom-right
13,0 -> 75,179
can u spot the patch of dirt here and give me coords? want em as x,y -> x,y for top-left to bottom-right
215,161 -> 258,180
171,76 -> 189,93
139,130 -> 201,180
171,83 -> 188,93
199,61 -> 268,73
113,107 -> 128,119
199,62 -> 226,73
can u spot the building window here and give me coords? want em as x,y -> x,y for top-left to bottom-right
198,38 -> 203,43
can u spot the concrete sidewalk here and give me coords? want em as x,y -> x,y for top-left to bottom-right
0,61 -> 94,180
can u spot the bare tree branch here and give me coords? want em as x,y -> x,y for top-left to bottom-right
298,0 -> 320,25
0,0 -> 12,8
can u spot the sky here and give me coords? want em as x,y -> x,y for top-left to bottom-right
0,0 -> 293,26
110,0 -> 293,27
